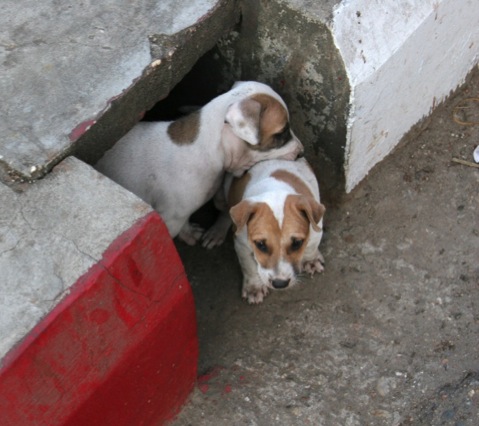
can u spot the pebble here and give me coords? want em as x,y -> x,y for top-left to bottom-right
377,377 -> 395,397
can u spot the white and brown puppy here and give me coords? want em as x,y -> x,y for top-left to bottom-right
228,158 -> 325,304
95,81 -> 303,245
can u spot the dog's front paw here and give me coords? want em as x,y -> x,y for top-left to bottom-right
242,283 -> 269,304
178,222 -> 204,246
202,227 -> 226,249
202,213 -> 231,249
303,251 -> 325,276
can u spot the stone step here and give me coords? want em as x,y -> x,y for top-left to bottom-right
0,157 -> 198,424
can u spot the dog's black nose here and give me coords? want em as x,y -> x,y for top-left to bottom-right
272,279 -> 290,289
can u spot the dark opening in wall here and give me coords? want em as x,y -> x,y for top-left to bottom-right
141,47 -> 234,122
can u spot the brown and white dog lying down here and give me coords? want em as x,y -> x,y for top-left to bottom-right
95,81 -> 303,245
227,158 -> 326,304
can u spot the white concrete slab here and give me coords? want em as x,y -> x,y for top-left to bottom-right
332,0 -> 479,191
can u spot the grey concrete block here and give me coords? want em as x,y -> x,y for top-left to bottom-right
0,0 -> 239,182
0,157 -> 151,361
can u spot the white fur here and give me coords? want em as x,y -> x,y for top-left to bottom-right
231,158 -> 325,304
95,81 -> 303,245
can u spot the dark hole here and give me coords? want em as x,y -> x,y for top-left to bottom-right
142,47 -> 233,122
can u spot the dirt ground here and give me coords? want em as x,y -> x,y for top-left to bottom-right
171,67 -> 479,425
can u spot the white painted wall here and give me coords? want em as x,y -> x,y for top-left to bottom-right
332,0 -> 479,192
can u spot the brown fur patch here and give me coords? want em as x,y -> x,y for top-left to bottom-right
272,168 -> 325,229
167,110 -> 200,145
286,194 -> 325,232
271,169 -> 315,198
251,94 -> 289,150
245,202 -> 282,270
228,172 -> 251,208
282,196 -> 312,268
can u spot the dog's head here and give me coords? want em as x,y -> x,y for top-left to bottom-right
230,193 -> 325,290
224,82 -> 303,155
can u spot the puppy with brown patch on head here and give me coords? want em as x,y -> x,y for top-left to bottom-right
95,81 -> 303,245
228,157 -> 325,304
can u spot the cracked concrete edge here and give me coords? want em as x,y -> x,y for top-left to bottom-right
73,0 -> 240,168
0,0 -> 240,187
0,156 -> 153,360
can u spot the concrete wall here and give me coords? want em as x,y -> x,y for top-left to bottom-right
333,0 -> 479,191
209,0 -> 479,192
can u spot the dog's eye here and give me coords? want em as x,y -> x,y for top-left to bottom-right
254,240 -> 269,253
272,124 -> 292,147
290,238 -> 304,252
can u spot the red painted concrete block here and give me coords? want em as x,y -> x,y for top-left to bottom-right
0,212 -> 198,426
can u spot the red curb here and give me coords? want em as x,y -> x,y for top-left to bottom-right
0,212 -> 198,425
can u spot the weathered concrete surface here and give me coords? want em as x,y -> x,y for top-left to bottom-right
0,157 -> 151,360
0,0 -> 239,182
172,69 -> 479,425
333,0 -> 479,192
212,0 -> 350,192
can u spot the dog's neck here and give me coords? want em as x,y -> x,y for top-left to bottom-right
220,125 -> 257,175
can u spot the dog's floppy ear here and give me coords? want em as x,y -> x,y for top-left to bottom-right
225,98 -> 262,146
293,195 -> 325,232
229,200 -> 257,234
